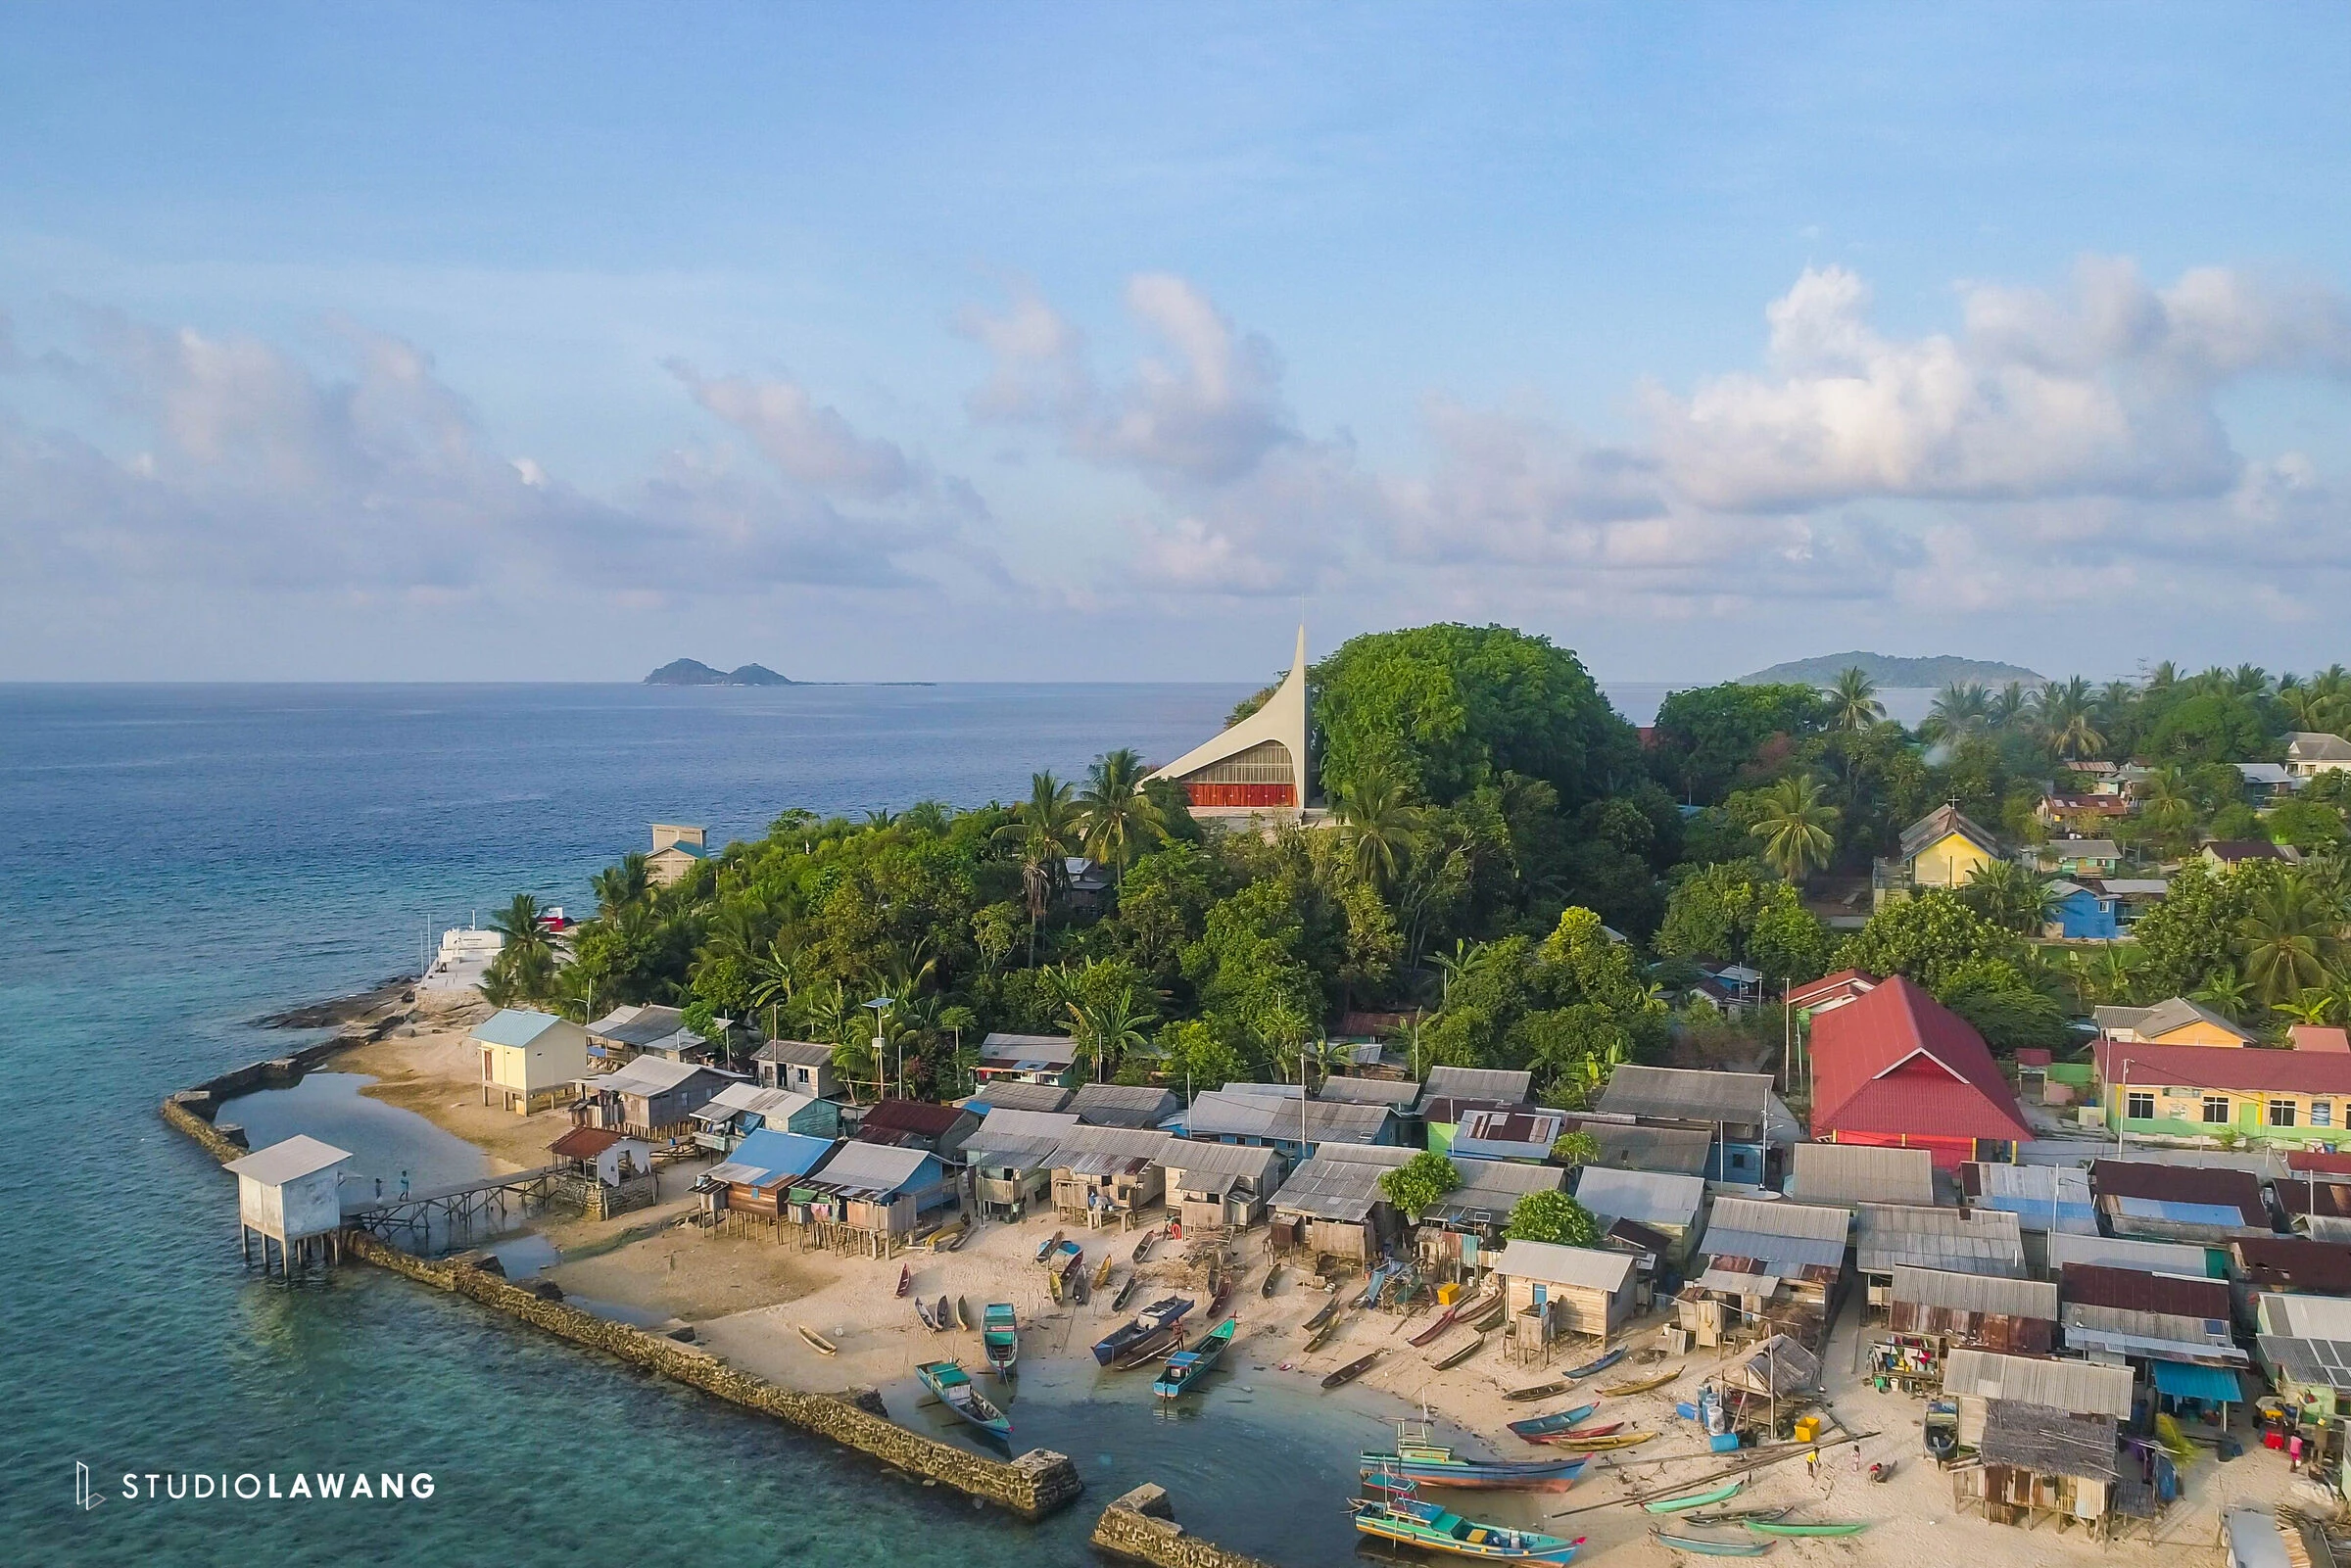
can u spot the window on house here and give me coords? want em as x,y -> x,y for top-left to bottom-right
2203,1096 -> 2232,1123
2315,1101 -> 2334,1128
2126,1091 -> 2156,1121
2271,1100 -> 2299,1128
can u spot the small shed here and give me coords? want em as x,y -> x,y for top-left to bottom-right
575,1057 -> 739,1138
1954,1399 -> 2122,1535
1887,1264 -> 2058,1355
226,1135 -> 354,1274
853,1099 -> 981,1161
473,1008 -> 592,1114
1159,1141 -> 1283,1234
1447,1107 -> 1568,1164
1942,1348 -> 2135,1443
1720,1333 -> 1821,1399
964,1108 -> 1080,1218
752,1038 -> 840,1099
550,1125 -> 652,1186
699,1129 -> 839,1229
1493,1240 -> 1637,1360
1046,1126 -> 1175,1222
1068,1082 -> 1180,1130
1269,1144 -> 1415,1260
1788,1143 -> 1933,1209
1572,1166 -> 1706,1267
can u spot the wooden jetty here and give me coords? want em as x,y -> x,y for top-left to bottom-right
341,1165 -> 560,1241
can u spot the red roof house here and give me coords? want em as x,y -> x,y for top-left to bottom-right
1788,969 -> 1879,1016
1808,974 -> 2031,1167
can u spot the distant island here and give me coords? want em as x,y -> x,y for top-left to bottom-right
1739,650 -> 2046,688
643,659 -> 795,687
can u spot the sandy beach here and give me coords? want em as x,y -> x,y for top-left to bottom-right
330,1020 -> 2319,1567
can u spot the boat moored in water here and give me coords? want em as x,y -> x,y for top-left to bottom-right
1152,1316 -> 1235,1399
1352,1475 -> 1586,1563
1360,1423 -> 1588,1492
916,1358 -> 1013,1441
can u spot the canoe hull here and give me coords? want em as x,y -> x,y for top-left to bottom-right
1353,1506 -> 1584,1563
1506,1403 -> 1599,1441
1359,1458 -> 1586,1493
1645,1479 -> 1746,1515
1653,1532 -> 1768,1557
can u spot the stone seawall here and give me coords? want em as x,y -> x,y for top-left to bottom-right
343,1231 -> 1082,1519
1091,1485 -> 1284,1568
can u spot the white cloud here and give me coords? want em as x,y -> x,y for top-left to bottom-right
670,362 -> 916,499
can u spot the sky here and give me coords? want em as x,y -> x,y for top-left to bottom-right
2,3 -> 2348,684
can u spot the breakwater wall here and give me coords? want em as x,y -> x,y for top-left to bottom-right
1091,1485 -> 1283,1568
160,1030 -> 367,1156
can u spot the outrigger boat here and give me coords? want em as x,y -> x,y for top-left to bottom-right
1409,1286 -> 1502,1349
1506,1403 -> 1599,1443
982,1303 -> 1019,1377
1360,1422 -> 1589,1492
915,1358 -> 1012,1441
1747,1521 -> 1865,1538
1432,1333 -> 1485,1371
1152,1316 -> 1235,1400
1564,1347 -> 1627,1380
1651,1531 -> 1768,1557
895,1263 -> 912,1299
1644,1479 -> 1746,1515
1322,1349 -> 1382,1390
1596,1370 -> 1679,1398
796,1324 -> 838,1355
1092,1295 -> 1196,1368
1352,1473 -> 1586,1563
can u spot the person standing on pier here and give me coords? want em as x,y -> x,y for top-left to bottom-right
401,1169 -> 409,1200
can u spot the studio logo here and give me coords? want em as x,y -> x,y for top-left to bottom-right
81,1465 -> 437,1506
75,1462 -> 103,1511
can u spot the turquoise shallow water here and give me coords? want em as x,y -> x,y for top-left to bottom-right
1,681 -> 1479,1567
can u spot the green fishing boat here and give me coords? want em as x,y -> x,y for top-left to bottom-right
1644,1478 -> 1746,1514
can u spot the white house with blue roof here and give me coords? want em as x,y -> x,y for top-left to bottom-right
470,1007 -> 592,1114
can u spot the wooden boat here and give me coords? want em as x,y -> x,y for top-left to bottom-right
982,1303 -> 1018,1378
1504,1381 -> 1571,1403
915,1358 -> 1012,1441
1506,1404 -> 1599,1442
1352,1476 -> 1586,1563
1746,1521 -> 1866,1538
1034,1229 -> 1065,1264
938,1223 -> 969,1253
1530,1421 -> 1620,1442
796,1323 -> 838,1355
1093,1254 -> 1115,1288
934,1295 -> 954,1333
1304,1295 -> 1343,1332
1432,1333 -> 1485,1371
895,1263 -> 912,1299
1596,1371 -> 1679,1398
1651,1531 -> 1768,1557
954,1296 -> 972,1331
1092,1295 -> 1196,1367
1361,1424 -> 1589,1492
1473,1304 -> 1506,1333
1132,1224 -> 1160,1264
1554,1431 -> 1654,1452
1321,1349 -> 1382,1390
1261,1263 -> 1281,1298
915,1298 -> 938,1330
1113,1323 -> 1186,1371
1563,1347 -> 1627,1380
1644,1479 -> 1746,1515
1410,1287 -> 1501,1349
1112,1273 -> 1141,1312
1680,1509 -> 1788,1529
1152,1316 -> 1236,1400
1305,1315 -> 1343,1353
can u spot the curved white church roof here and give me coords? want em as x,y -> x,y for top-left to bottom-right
1148,626 -> 1311,819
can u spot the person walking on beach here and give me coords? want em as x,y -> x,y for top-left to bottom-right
1806,1448 -> 1820,1484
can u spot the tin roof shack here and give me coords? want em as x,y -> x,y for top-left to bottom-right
1964,1162 -> 2098,1249
1068,1083 -> 1179,1129
1953,1399 -> 2125,1538
853,1099 -> 980,1162
699,1129 -> 839,1230
1717,1334 -> 1823,1431
690,1084 -> 839,1152
575,1057 -> 739,1139
1942,1348 -> 2136,1445
1446,1106 -> 1567,1164
1596,1065 -> 1779,1185
548,1125 -> 658,1219
1572,1166 -> 1706,1269
1420,1095 -> 1529,1155
2091,1160 -> 2272,1246
1417,1158 -> 1564,1283
1270,1144 -> 1415,1261
1568,1119 -> 1712,1176
1888,1265 -> 2059,1355
795,1140 -> 952,1257
1856,1204 -> 2026,1319
1421,1066 -> 1534,1107
2229,1236 -> 2351,1331
1046,1126 -> 1174,1224
1160,1141 -> 1283,1235
585,1002 -> 719,1067
2059,1262 -> 2247,1375
1677,1197 -> 1848,1351
1788,1143 -> 1934,1209
226,1135 -> 353,1274
473,1008 -> 592,1115
2273,1171 -> 2351,1242
1180,1087 -> 1398,1164
963,1108 -> 1080,1219
1493,1241 -> 1636,1364
751,1038 -> 840,1099
975,1031 -> 1081,1088
1318,1075 -> 1422,1109
2048,1231 -> 2217,1278
962,1079 -> 1074,1114
2256,1294 -> 2351,1438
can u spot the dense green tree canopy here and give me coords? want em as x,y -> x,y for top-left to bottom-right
1648,683 -> 1827,806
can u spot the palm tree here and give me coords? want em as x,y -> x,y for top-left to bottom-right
993,772 -> 1083,965
1331,767 -> 1421,890
1920,682 -> 1991,743
1075,747 -> 1166,889
2191,968 -> 2254,1021
1826,668 -> 1885,734
1748,774 -> 1840,883
1429,938 -> 1484,1009
2136,765 -> 2195,852
2239,879 -> 2345,1008
2275,991 -> 2341,1027
2145,660 -> 2180,692
1963,859 -> 2058,934
2039,676 -> 2106,760
1064,982 -> 1157,1083
1990,682 -> 2030,733
591,854 -> 650,918
489,893 -> 552,957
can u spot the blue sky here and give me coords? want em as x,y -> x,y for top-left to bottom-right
2,3 -> 2347,682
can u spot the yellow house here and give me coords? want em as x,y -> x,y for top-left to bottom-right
1876,804 -> 2002,909
2092,997 -> 2256,1048
2096,1039 -> 2351,1147
472,1008 -> 592,1114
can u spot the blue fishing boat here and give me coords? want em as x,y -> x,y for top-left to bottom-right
1353,1474 -> 1586,1563
1361,1422 -> 1589,1492
1564,1346 -> 1627,1380
916,1358 -> 1012,1441
982,1303 -> 1019,1378
1092,1295 -> 1194,1367
1151,1316 -> 1235,1400
1506,1403 -> 1600,1443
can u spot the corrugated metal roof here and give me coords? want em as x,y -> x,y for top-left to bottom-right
2259,1335 -> 2351,1391
753,1038 -> 836,1068
471,1008 -> 569,1048
1790,1143 -> 1934,1207
1709,1196 -> 1852,1242
1722,1335 -> 1819,1396
1573,1166 -> 1704,1228
1429,1157 -> 1565,1224
1270,1144 -> 1415,1222
1421,1065 -> 1534,1105
2266,1293 -> 2351,1341
1579,1121 -> 1712,1175
1493,1241 -> 1634,1292
1943,1348 -> 2135,1417
979,1032 -> 1079,1067
2092,1159 -> 2267,1222
1159,1141 -> 1283,1185
1181,1090 -> 1393,1146
1981,1400 -> 2119,1483
2063,1325 -> 2248,1364
801,1139 -> 934,1196
1045,1126 -> 1174,1168
857,1099 -> 971,1137
1808,976 -> 2030,1144
2046,1231 -> 2209,1275
1854,1203 -> 2025,1276
2104,1194 -> 2261,1232
586,1003 -> 690,1047
1068,1083 -> 1179,1128
1598,1065 -> 1774,1125
718,1129 -> 837,1187
226,1134 -> 353,1185
590,1056 -> 725,1097
1891,1264 -> 2056,1319
2059,1262 -> 2230,1319
1963,1162 -> 2097,1234
1316,1075 -> 1421,1107
963,1080 -> 1073,1114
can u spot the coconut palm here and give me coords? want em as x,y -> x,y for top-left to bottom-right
994,772 -> 1083,965
489,892 -> 552,957
1075,747 -> 1166,889
591,853 -> 650,918
1826,667 -> 1885,734
2191,968 -> 2254,1022
1990,682 -> 2031,733
1920,682 -> 1991,742
2136,765 -> 2196,852
1748,774 -> 1840,883
1963,859 -> 2058,934
1331,767 -> 1422,890
2038,676 -> 2106,760
2239,878 -> 2345,1008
